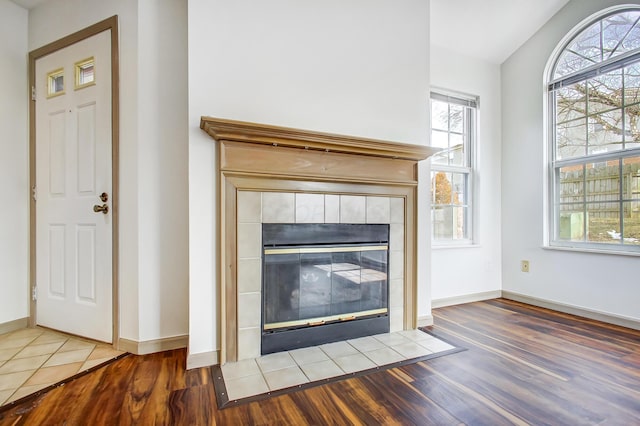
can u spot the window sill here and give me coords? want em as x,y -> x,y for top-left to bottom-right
543,244 -> 640,257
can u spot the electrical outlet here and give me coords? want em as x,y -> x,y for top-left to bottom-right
521,260 -> 530,273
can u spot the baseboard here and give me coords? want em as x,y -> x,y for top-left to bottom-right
118,334 -> 189,355
502,291 -> 640,331
432,290 -> 502,309
417,314 -> 434,327
0,317 -> 29,335
187,350 -> 220,370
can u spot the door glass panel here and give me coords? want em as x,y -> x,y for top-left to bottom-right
75,57 -> 95,89
47,68 -> 65,98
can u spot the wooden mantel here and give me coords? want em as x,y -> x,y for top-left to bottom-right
200,116 -> 438,363
200,117 -> 437,162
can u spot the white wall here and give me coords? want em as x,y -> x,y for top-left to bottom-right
28,0 -> 189,343
188,0 -> 431,362
502,0 -> 640,322
0,0 -> 28,325
430,45 -> 503,303
136,0 -> 189,342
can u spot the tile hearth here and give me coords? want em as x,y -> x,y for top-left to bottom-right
219,329 -> 455,402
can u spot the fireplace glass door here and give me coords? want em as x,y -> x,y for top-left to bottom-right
261,223 -> 390,354
263,245 -> 388,330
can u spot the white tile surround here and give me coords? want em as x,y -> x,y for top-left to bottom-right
221,330 -> 455,401
236,191 -> 406,361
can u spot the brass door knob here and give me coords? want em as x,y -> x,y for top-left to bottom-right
93,204 -> 109,214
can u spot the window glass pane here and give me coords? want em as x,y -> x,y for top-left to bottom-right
587,110 -> 623,154
623,156 -> 640,199
558,206 -> 584,241
621,27 -> 640,54
624,106 -> 640,148
603,12 -> 640,58
623,201 -> 640,244
585,160 -> 620,202
432,172 -> 452,205
557,118 -> 587,159
449,133 -> 465,166
431,153 -> 448,166
430,130 -> 448,165
432,172 -> 467,206
618,15 -> 640,55
432,206 -> 453,240
451,172 -> 467,205
449,104 -> 464,133
559,165 -> 584,203
624,64 -> 640,106
452,206 -> 467,239
431,100 -> 448,131
587,202 -> 620,243
431,130 -> 448,150
555,51 -> 593,78
568,21 -> 602,63
556,83 -> 586,123
588,71 -> 622,114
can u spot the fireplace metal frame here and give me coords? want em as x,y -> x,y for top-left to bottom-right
261,223 -> 390,354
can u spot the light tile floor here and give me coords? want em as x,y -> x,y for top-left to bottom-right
0,328 -> 125,406
221,330 -> 455,401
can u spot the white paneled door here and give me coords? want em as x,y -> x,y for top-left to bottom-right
35,30 -> 112,343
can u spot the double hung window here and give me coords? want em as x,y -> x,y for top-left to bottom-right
430,92 -> 477,243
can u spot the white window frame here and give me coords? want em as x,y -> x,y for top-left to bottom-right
430,90 -> 478,245
546,6 -> 640,254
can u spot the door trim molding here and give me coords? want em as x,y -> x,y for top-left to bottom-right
28,16 -> 120,346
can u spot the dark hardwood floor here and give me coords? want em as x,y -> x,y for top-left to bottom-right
1,298 -> 639,425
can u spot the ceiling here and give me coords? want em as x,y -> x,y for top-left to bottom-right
430,0 -> 571,64
12,0 -> 570,65
9,0 -> 46,9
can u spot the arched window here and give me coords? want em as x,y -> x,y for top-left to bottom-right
548,8 -> 640,252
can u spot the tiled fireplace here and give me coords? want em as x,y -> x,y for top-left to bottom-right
237,193 -> 403,359
201,117 -> 436,364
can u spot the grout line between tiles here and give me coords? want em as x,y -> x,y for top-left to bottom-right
0,329 -> 123,408
223,331 -> 454,400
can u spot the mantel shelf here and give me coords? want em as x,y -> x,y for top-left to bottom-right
200,116 -> 438,161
